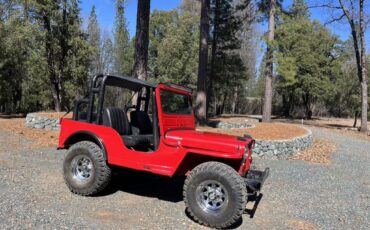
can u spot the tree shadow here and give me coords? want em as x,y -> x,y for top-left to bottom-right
325,124 -> 354,129
275,117 -> 357,130
96,168 -> 264,228
95,168 -> 185,203
0,113 -> 26,119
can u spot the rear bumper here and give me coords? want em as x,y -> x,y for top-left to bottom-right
244,168 -> 270,193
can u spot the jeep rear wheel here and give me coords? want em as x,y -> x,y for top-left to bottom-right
63,141 -> 111,196
183,162 -> 247,228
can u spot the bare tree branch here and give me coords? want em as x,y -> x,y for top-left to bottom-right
324,13 -> 346,25
338,0 -> 352,22
308,4 -> 342,9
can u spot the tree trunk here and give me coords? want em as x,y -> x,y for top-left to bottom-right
359,0 -> 368,132
43,13 -> 62,112
220,93 -> 227,115
134,0 -> 150,81
195,0 -> 210,125
232,86 -> 238,114
262,0 -> 276,122
339,0 -> 368,132
207,0 -> 219,117
360,81 -> 368,131
353,110 -> 359,128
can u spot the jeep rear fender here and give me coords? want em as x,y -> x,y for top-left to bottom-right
61,131 -> 107,161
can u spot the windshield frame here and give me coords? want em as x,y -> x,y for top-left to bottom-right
159,89 -> 193,116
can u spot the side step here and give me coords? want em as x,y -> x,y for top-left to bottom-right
244,168 -> 270,192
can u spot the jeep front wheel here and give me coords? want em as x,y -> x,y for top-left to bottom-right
63,141 -> 112,196
183,162 -> 247,228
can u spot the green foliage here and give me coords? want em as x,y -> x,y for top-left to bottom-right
0,0 -> 91,112
148,10 -> 178,79
100,31 -> 114,74
35,0 -> 91,110
0,1 -> 48,112
154,11 -> 199,88
113,0 -> 132,75
256,0 -> 284,21
87,5 -> 101,74
209,0 -> 247,114
275,0 -> 341,118
147,9 -> 200,88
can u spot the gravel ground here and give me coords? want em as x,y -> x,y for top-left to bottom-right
0,127 -> 369,229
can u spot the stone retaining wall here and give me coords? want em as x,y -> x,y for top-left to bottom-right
25,113 -> 313,158
25,113 -> 60,131
214,122 -> 255,129
252,127 -> 313,160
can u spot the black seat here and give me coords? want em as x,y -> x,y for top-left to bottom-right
121,135 -> 154,147
102,107 -> 131,135
130,111 -> 153,135
103,107 -> 153,148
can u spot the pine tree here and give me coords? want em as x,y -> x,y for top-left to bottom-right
101,30 -> 114,74
87,5 -> 101,75
148,10 -> 178,79
275,0 -> 340,119
208,0 -> 246,115
34,0 -> 91,111
114,0 -> 132,75
155,11 -> 199,87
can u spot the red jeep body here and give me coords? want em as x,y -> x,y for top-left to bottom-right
58,82 -> 254,177
59,75 -> 268,228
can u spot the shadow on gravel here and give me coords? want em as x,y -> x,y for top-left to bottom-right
184,209 -> 244,229
207,120 -> 221,128
95,168 -> 185,203
183,193 -> 263,229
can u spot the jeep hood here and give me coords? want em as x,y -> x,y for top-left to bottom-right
164,129 -> 252,155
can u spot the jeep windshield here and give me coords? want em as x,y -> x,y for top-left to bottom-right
160,90 -> 192,115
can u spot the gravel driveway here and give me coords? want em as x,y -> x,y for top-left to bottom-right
0,127 -> 369,229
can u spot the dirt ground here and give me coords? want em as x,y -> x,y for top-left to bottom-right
1,125 -> 369,229
274,117 -> 370,141
1,113 -> 369,150
198,122 -> 308,140
289,139 -> 336,165
0,112 -> 311,148
35,111 -> 73,119
0,118 -> 58,148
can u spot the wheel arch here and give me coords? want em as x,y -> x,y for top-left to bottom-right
174,152 -> 242,176
63,131 -> 107,161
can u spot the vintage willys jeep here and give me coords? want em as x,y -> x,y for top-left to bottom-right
58,74 -> 269,228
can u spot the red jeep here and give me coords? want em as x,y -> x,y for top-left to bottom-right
58,74 -> 269,228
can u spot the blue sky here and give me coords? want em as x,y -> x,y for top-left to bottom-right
81,0 -> 181,37
80,0 -> 369,47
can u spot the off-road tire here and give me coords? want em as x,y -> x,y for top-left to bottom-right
183,162 -> 247,229
63,141 -> 111,196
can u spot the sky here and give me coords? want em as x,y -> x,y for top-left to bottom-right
80,0 -> 369,51
81,0 -> 182,37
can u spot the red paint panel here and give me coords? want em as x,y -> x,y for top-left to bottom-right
165,129 -> 249,156
58,83 -> 253,177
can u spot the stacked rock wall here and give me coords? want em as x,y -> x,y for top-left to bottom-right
252,128 -> 313,159
25,114 -> 60,131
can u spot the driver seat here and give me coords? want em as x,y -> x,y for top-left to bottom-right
102,107 -> 153,148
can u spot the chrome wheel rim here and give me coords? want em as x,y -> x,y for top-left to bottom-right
71,155 -> 94,183
196,180 -> 228,214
